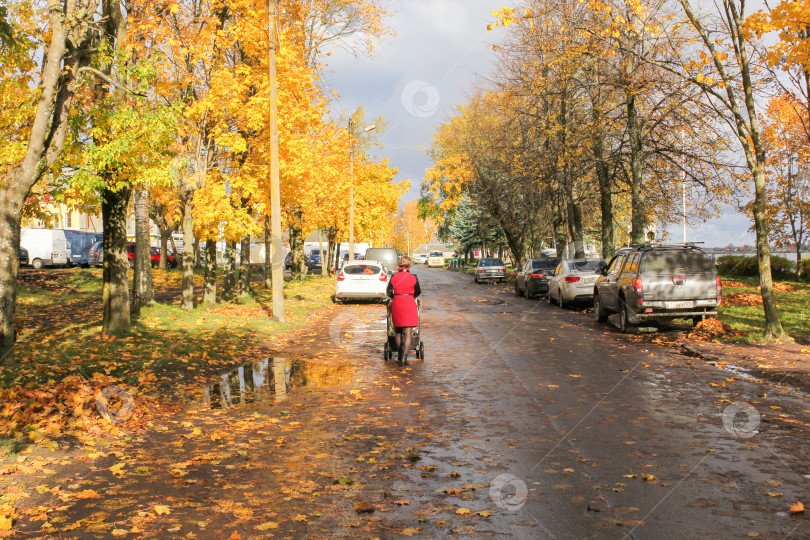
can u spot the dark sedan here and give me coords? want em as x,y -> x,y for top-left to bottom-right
514,257 -> 560,299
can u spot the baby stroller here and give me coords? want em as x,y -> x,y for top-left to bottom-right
383,298 -> 424,363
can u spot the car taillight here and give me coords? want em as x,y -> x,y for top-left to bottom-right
716,276 -> 722,304
564,276 -> 581,283
477,269 -> 485,273
379,273 -> 387,282
337,273 -> 345,281
633,277 -> 643,302
530,273 -> 545,279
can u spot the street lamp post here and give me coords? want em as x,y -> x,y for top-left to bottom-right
348,120 -> 376,261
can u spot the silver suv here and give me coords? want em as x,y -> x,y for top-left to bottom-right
593,244 -> 721,332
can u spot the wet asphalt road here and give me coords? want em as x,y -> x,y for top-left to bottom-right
332,266 -> 810,538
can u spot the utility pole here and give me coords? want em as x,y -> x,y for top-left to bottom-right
267,0 -> 284,322
348,118 -> 355,262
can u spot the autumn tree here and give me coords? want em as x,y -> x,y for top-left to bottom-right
761,94 -> 810,275
391,200 -> 437,255
0,0 -> 96,362
661,0 -> 787,338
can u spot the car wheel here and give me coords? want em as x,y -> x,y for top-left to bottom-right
514,282 -> 521,297
692,315 -> 705,327
32,258 -> 43,270
474,277 -> 478,284
558,291 -> 566,310
523,284 -> 531,299
618,299 -> 631,333
546,288 -> 554,304
593,294 -> 609,322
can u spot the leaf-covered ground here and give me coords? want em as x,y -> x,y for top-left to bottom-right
1,267 -> 337,531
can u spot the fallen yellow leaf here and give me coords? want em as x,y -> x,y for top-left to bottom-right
789,501 -> 805,514
456,508 -> 471,515
154,505 -> 171,516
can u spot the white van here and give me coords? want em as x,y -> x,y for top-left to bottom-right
20,228 -> 69,269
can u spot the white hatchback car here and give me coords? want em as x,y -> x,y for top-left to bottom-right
547,259 -> 605,309
334,261 -> 389,303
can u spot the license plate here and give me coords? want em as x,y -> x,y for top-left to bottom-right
665,301 -> 693,309
583,277 -> 596,284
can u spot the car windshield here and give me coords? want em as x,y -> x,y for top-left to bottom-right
641,250 -> 714,273
569,259 -> 602,272
479,258 -> 504,266
531,259 -> 559,269
343,264 -> 381,275
429,252 -> 443,257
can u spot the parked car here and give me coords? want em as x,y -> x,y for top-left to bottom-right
334,261 -> 389,303
427,251 -> 445,268
19,246 -> 29,266
365,247 -> 399,275
88,241 -> 103,267
20,228 -> 69,269
593,243 -> 721,332
514,258 -> 560,298
474,258 -> 506,283
150,247 -> 177,268
547,259 -> 605,308
284,251 -> 311,271
306,249 -> 325,271
62,230 -> 98,267
125,243 -> 176,269
413,254 -> 428,265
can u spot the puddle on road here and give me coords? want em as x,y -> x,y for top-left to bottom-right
201,357 -> 354,409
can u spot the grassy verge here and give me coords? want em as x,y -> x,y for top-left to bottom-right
1,268 -> 335,443
718,275 -> 810,343
8,269 -> 334,390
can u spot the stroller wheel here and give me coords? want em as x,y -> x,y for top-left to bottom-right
416,342 -> 425,360
383,342 -> 390,361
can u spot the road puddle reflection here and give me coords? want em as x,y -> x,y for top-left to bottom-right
202,357 -> 355,409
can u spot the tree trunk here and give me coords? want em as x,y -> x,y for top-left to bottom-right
0,201 -> 21,365
594,136 -> 615,259
193,237 -> 201,267
552,191 -> 567,258
238,235 -> 252,297
181,198 -> 195,310
264,215 -> 272,288
204,239 -> 217,304
133,188 -> 154,307
318,228 -> 327,277
222,241 -> 237,302
564,167 -> 584,258
752,163 -> 786,338
159,231 -> 171,270
289,226 -> 306,280
627,92 -> 646,244
102,186 -> 132,334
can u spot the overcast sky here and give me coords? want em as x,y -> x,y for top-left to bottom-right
321,0 -> 757,248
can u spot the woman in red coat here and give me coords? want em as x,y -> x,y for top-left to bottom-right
386,256 -> 421,365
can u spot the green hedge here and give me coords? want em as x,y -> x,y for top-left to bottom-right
716,254 -> 796,278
